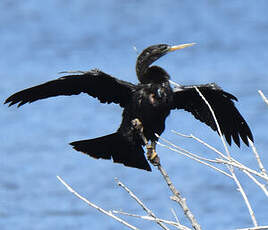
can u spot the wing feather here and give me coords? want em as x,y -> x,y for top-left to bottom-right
5,69 -> 136,108
172,83 -> 253,147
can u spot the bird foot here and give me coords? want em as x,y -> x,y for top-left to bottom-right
131,118 -> 160,166
131,118 -> 148,145
146,145 -> 160,166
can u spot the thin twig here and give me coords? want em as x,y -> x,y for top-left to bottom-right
194,87 -> 258,227
56,176 -> 139,230
157,141 -> 233,179
243,171 -> 268,197
249,139 -> 268,182
113,210 -> 191,230
131,118 -> 202,230
233,172 -> 258,226
171,130 -> 230,161
172,130 -> 268,182
237,226 -> 268,230
171,208 -> 181,225
258,90 -> 268,106
157,164 -> 202,230
116,179 -> 170,230
215,159 -> 268,182
194,87 -> 230,155
158,133 -> 268,197
157,134 -> 219,164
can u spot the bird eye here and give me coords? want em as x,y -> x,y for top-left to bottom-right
159,44 -> 168,51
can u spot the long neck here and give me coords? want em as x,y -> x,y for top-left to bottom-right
136,54 -> 155,83
136,49 -> 166,83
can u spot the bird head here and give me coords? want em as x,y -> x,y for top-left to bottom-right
136,43 -> 195,83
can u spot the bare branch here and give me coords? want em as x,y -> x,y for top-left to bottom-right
131,118 -> 202,230
171,208 -> 181,225
232,173 -> 258,226
194,87 -> 258,227
237,226 -> 268,230
249,139 -> 268,182
171,130 -> 231,161
215,159 -> 268,182
258,90 -> 268,106
243,171 -> 268,197
172,130 -> 268,182
157,134 -> 219,164
157,164 -> 202,230
56,176 -> 139,230
157,140 -> 233,179
116,179 -> 170,230
113,210 -> 191,230
193,86 -> 230,156
158,133 -> 268,198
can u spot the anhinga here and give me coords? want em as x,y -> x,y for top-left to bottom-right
5,43 -> 253,171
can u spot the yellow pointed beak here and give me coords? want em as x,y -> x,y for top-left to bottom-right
168,43 -> 196,52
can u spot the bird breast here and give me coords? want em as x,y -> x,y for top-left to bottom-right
137,84 -> 173,109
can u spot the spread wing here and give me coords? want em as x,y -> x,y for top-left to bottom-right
172,83 -> 253,147
5,69 -> 136,108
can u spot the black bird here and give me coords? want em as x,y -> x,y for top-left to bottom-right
5,43 -> 253,171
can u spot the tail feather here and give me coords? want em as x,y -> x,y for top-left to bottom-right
70,132 -> 151,171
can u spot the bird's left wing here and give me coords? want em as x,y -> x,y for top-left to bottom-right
5,69 -> 136,108
172,83 -> 253,147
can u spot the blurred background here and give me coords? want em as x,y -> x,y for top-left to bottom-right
1,1 -> 268,229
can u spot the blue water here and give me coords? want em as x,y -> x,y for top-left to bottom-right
1,1 -> 268,229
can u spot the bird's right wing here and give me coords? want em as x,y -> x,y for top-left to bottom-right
172,83 -> 253,147
5,69 -> 136,108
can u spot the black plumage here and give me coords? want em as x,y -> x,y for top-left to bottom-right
5,43 -> 253,171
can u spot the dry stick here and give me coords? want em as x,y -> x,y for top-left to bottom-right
258,90 -> 268,106
113,210 -> 191,230
215,158 -> 268,182
172,130 -> 262,174
157,134 -> 220,164
158,134 -> 268,197
162,130 -> 268,195
214,158 -> 268,197
115,179 -> 170,230
56,176 -> 139,230
194,86 -> 258,227
249,139 -> 268,182
159,132 -> 262,181
156,134 -> 233,176
193,87 -> 230,157
216,159 -> 268,197
157,140 -> 233,179
252,91 -> 268,184
171,208 -> 181,225
132,120 -> 202,230
157,164 -> 202,230
171,130 -> 231,161
243,170 -> 268,197
237,226 -> 268,230
171,131 -> 268,183
232,171 -> 258,226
